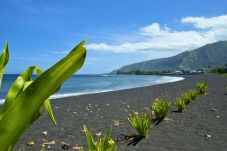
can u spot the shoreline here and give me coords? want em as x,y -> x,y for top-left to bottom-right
14,74 -> 227,150
0,75 -> 184,104
50,75 -> 184,100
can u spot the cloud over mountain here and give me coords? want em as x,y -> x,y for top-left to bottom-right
87,14 -> 227,57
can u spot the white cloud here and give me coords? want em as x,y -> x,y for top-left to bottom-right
181,15 -> 227,29
86,14 -> 227,58
140,23 -> 171,36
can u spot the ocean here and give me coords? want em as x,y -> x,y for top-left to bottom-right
0,74 -> 184,104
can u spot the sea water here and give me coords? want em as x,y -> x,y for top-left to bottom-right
0,74 -> 184,104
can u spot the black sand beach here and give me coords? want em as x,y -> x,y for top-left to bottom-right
15,74 -> 227,151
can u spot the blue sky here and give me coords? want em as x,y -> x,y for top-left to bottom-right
0,0 -> 227,74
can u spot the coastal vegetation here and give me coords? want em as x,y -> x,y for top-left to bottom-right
209,65 -> 227,75
197,82 -> 208,94
116,64 -> 227,76
187,89 -> 198,100
78,125 -> 117,151
181,92 -> 192,105
128,112 -> 152,138
0,41 -> 86,150
115,69 -> 203,75
150,98 -> 171,120
116,70 -> 172,75
176,97 -> 186,112
181,89 -> 198,105
175,84 -> 205,113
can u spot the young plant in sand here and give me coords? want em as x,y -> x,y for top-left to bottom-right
197,82 -> 208,94
187,89 -> 198,100
150,98 -> 171,120
175,97 -> 186,112
128,112 -> 152,138
181,92 -> 192,105
78,125 -> 117,151
0,41 -> 86,151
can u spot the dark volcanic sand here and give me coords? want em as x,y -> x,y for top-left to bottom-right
14,74 -> 227,151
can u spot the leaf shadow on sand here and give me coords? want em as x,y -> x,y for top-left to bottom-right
171,109 -> 182,113
117,134 -> 144,146
144,107 -> 164,125
152,118 -> 163,126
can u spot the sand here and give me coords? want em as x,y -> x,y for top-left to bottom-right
14,74 -> 227,151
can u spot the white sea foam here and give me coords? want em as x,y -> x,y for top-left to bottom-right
154,76 -> 184,84
163,76 -> 184,82
50,89 -> 115,99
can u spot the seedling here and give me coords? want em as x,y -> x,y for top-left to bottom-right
128,112 -> 152,138
78,125 -> 117,151
175,97 -> 186,112
150,98 -> 171,120
181,92 -> 192,105
187,89 -> 197,100
197,82 -> 208,94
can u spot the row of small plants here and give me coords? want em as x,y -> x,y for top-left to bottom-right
176,82 -> 208,112
176,89 -> 197,112
78,82 -> 208,150
176,82 -> 207,113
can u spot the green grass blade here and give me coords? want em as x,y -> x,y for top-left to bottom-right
83,125 -> 97,151
0,40 -> 86,150
102,127 -> 112,150
0,41 -> 9,89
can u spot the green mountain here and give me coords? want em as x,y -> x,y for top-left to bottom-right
112,41 -> 227,73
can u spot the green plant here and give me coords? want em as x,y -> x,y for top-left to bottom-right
187,89 -> 198,100
175,97 -> 186,112
150,98 -> 171,120
0,42 -> 9,87
181,89 -> 198,106
181,92 -> 192,105
197,82 -> 208,94
128,112 -> 152,138
0,41 -> 86,150
78,125 -> 117,151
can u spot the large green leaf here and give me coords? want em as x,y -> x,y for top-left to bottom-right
0,66 -> 57,126
0,40 -> 86,150
0,66 -> 42,118
0,42 -> 9,90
